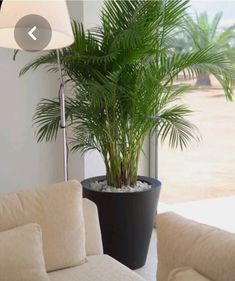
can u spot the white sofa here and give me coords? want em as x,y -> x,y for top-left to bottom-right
48,198 -> 145,281
0,180 -> 145,281
156,212 -> 235,281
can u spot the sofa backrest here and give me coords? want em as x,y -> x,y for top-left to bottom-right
0,180 -> 86,272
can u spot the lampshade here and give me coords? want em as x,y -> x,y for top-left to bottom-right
0,0 -> 74,50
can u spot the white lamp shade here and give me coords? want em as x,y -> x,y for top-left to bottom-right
0,0 -> 74,50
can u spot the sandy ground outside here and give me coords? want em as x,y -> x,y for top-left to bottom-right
159,78 -> 235,204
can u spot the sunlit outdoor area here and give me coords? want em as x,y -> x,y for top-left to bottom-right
159,79 -> 235,203
159,1 -> 235,204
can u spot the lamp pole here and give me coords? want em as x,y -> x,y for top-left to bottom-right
56,49 -> 68,182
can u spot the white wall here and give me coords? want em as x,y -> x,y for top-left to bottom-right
0,1 -> 84,192
83,0 -> 103,29
66,1 -> 85,181
82,0 -> 106,178
0,0 -> 150,193
0,50 -> 64,192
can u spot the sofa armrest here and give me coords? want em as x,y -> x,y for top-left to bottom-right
156,212 -> 235,281
168,267 -> 212,281
83,198 -> 103,256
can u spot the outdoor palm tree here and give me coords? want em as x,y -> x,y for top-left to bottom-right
182,11 -> 235,86
19,0 -> 235,188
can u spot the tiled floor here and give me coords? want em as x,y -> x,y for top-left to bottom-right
134,230 -> 157,281
134,196 -> 235,281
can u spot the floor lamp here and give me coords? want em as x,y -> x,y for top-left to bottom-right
0,0 -> 74,181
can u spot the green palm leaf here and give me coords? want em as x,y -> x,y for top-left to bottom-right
17,0 -> 234,188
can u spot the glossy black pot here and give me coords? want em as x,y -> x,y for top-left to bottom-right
82,176 -> 161,269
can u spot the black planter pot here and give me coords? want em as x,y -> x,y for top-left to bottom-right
82,175 -> 161,269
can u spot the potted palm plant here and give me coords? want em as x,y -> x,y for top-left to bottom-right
19,0 -> 234,269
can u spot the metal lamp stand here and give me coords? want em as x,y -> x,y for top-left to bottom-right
56,49 -> 68,182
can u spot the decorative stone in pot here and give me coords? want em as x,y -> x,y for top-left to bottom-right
82,175 -> 161,269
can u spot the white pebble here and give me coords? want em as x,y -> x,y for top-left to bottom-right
89,180 -> 151,193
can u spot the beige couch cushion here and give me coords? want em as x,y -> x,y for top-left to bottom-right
156,212 -> 235,281
0,180 -> 86,272
168,267 -> 211,281
0,223 -> 49,281
48,255 -> 145,281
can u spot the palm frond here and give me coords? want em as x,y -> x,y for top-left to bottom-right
17,0 -> 235,187
157,105 -> 200,149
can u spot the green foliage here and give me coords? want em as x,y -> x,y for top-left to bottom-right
177,11 -> 235,85
19,0 -> 235,188
184,12 -> 235,52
